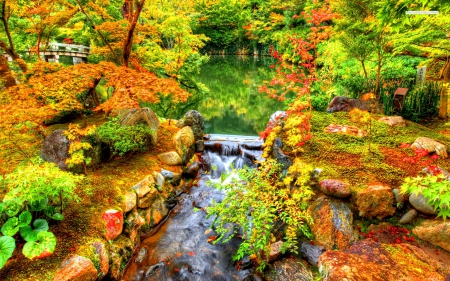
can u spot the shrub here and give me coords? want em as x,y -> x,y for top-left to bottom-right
96,118 -> 155,157
207,159 -> 314,271
0,157 -> 83,268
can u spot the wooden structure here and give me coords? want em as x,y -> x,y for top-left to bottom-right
393,88 -> 408,111
24,43 -> 90,64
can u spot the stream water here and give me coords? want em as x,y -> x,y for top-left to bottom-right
123,136 -> 264,281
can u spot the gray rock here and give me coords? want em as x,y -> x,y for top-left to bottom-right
41,129 -> 70,169
40,129 -> 101,173
155,172 -> 165,192
393,188 -> 409,204
160,169 -> 181,186
132,176 -> 155,198
409,192 -> 438,215
272,137 -> 292,170
300,242 -> 326,267
184,162 -> 200,178
399,209 -> 418,224
264,258 -> 314,281
135,247 -> 148,263
176,110 -> 204,141
157,151 -> 182,166
123,191 -> 137,213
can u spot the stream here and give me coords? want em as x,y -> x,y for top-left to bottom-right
122,135 -> 264,281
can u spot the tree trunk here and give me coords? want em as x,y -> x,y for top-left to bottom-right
122,0 -> 145,68
360,59 -> 368,79
438,61 -> 450,119
37,34 -> 42,61
0,55 -> 16,87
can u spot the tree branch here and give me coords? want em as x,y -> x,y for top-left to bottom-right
74,0 -> 123,65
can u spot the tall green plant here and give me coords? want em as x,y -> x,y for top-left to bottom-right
207,159 -> 314,271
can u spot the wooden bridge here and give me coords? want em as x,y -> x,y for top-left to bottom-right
23,42 -> 91,64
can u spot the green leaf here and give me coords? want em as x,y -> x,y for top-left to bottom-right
3,200 -> 21,217
0,203 -> 4,215
18,211 -> 32,227
50,213 -> 64,221
1,217 -> 19,236
20,225 -> 37,242
0,236 -> 16,269
29,198 -> 48,212
22,231 -> 56,260
33,219 -> 49,233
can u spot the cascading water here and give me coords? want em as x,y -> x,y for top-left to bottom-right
122,135 -> 264,281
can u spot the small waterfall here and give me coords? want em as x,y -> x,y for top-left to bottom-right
122,135 -> 263,281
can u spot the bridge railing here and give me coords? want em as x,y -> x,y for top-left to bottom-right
44,43 -> 90,53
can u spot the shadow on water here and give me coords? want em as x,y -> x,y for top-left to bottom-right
123,136 -> 264,281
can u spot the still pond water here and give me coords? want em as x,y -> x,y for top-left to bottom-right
194,56 -> 285,136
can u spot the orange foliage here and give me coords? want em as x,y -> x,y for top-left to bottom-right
0,61 -> 188,172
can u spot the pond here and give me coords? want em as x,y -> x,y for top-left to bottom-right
194,56 -> 286,136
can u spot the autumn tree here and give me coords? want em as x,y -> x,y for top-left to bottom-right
0,61 -> 188,173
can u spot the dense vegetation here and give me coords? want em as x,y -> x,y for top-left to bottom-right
0,0 -> 449,278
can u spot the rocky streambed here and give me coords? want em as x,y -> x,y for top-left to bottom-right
122,136 -> 264,281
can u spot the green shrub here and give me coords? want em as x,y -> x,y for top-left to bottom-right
96,118 -> 155,157
0,157 -> 83,268
207,159 -> 314,271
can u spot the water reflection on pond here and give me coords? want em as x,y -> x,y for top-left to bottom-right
195,55 -> 285,136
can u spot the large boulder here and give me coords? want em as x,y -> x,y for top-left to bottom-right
308,196 -> 358,250
40,129 -> 101,172
413,219 -> 450,252
41,129 -> 70,169
326,96 -> 380,113
176,110 -> 204,141
355,185 -> 396,220
53,255 -> 98,281
319,239 -> 449,281
173,126 -> 195,164
119,107 -> 160,145
411,137 -> 448,158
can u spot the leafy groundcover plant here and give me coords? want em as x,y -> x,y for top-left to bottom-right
206,159 -> 314,271
401,171 -> 450,220
96,117 -> 155,157
0,157 -> 83,269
